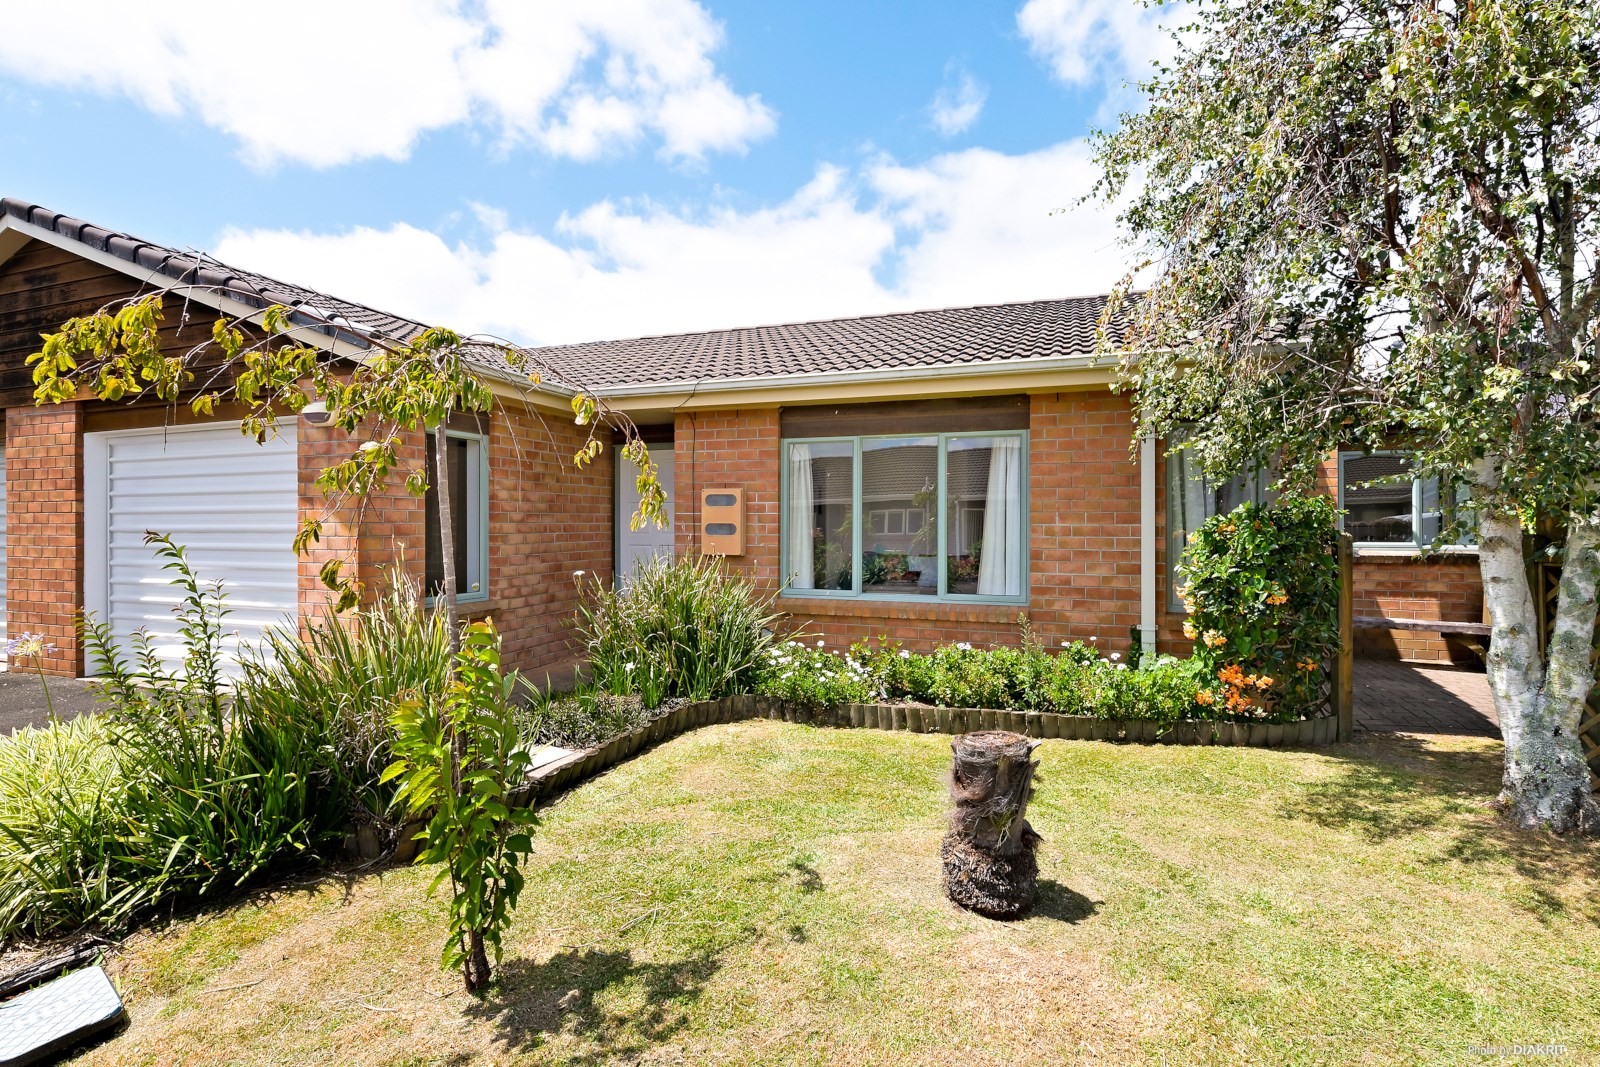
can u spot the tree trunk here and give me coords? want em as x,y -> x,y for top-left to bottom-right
464,929 -> 491,993
941,731 -> 1042,918
1475,459 -> 1600,834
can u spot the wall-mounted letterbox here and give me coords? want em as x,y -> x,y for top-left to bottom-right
701,488 -> 745,555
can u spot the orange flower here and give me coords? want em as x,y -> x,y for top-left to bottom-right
1297,659 -> 1318,672
1182,619 -> 1198,640
1255,675 -> 1275,689
1195,690 -> 1215,706
1266,593 -> 1288,606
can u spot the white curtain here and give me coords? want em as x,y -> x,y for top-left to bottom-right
785,443 -> 815,590
976,437 -> 1024,596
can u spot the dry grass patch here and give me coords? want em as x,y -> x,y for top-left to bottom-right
55,722 -> 1600,1066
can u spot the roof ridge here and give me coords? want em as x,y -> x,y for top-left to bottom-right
527,293 -> 1114,352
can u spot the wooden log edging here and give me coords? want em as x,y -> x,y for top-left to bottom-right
511,696 -> 1340,808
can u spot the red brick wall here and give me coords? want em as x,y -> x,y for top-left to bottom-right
6,404 -> 85,676
671,392 -> 1146,656
320,404 -> 615,681
481,403 -> 613,679
294,417 -> 427,624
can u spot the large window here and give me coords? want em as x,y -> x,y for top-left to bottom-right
782,432 -> 1027,602
1337,452 -> 1471,549
1166,448 -> 1274,610
425,430 -> 489,602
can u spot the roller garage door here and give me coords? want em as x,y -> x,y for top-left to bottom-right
84,422 -> 299,675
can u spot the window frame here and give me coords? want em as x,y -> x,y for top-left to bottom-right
1336,450 -> 1474,552
425,428 -> 491,605
779,430 -> 1029,605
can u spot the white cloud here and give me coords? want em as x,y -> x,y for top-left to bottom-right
0,0 -> 774,168
1016,0 -> 1185,89
928,68 -> 987,137
213,141 -> 1132,347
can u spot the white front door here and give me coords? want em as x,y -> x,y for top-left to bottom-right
616,447 -> 674,578
85,422 -> 300,676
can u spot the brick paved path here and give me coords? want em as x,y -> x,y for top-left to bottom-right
1353,659 -> 1499,737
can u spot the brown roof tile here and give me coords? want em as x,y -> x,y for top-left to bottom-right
4,198 -> 1122,395
526,296 -> 1118,391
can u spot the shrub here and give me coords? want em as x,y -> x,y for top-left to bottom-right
576,556 -> 781,702
78,534 -> 346,925
236,572 -> 452,845
0,716 -> 126,939
1179,495 -> 1341,719
756,635 -> 1210,722
756,640 -> 878,713
524,688 -> 653,749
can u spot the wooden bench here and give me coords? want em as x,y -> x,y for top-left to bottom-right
1354,616 -> 1492,636
1354,616 -> 1492,661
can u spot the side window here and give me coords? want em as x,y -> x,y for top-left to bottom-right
1338,452 -> 1472,549
425,431 -> 488,602
1165,446 -> 1274,610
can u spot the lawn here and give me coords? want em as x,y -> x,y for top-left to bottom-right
75,722 -> 1597,1066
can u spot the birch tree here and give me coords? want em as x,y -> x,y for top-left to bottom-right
1092,0 -> 1600,832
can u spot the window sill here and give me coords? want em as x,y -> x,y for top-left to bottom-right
1352,545 -> 1478,561
425,594 -> 495,616
778,592 -> 1027,620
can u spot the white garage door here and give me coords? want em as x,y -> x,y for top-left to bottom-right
85,422 -> 299,676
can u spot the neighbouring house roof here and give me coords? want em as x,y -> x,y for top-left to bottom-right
1,197 -> 1124,400
528,296 -> 1119,393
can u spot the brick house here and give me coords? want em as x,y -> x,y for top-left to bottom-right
0,200 -> 1485,679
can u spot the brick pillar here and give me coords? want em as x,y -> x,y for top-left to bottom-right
296,417 -> 425,623
7,403 -> 85,676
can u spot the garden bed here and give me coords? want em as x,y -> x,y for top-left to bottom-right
514,694 -> 1341,807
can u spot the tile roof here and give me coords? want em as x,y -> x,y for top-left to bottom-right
0,198 -> 430,348
527,296 -> 1118,391
3,198 -> 1121,395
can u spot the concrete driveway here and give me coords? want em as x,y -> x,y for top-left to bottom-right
0,672 -> 101,734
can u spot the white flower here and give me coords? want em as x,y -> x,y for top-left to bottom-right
1060,641 -> 1069,648
1110,653 -> 1121,662
956,641 -> 973,651
624,661 -> 636,670
1090,636 -> 1098,643
573,570 -> 586,578
1116,662 -> 1129,671
817,640 -> 825,648
899,649 -> 911,659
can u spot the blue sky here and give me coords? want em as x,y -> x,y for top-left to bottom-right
0,0 -> 1177,345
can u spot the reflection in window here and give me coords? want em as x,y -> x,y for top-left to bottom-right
1341,453 -> 1416,543
1337,452 -> 1472,548
862,437 -> 937,595
784,441 -> 853,590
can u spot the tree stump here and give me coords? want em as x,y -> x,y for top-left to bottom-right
941,730 -> 1042,918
